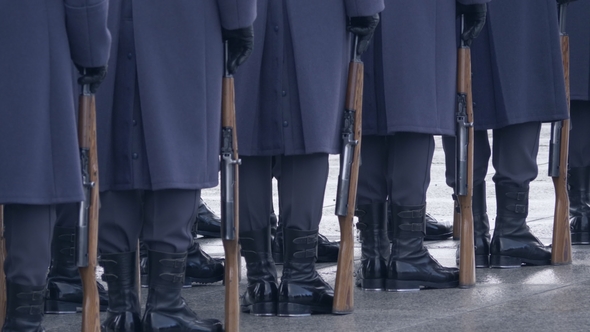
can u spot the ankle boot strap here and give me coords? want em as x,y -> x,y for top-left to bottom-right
147,250 -> 187,287
284,228 -> 318,262
100,251 -> 138,287
496,184 -> 529,217
240,226 -> 273,260
390,205 -> 426,239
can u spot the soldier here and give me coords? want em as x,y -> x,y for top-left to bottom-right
95,1 -> 255,331
567,0 -> 590,245
355,1 -> 488,292
234,0 -> 383,317
0,0 -> 110,330
442,0 -> 569,268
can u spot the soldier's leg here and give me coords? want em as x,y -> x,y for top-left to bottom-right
3,204 -> 55,330
386,132 -> 458,291
44,203 -> 108,313
98,190 -> 144,331
568,101 -> 590,244
277,153 -> 333,316
490,121 -> 551,267
355,135 -> 390,291
238,155 -> 278,316
140,189 -> 222,331
442,130 -> 493,267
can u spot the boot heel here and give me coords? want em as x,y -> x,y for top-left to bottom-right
385,279 -> 421,292
251,302 -> 277,316
277,302 -> 312,317
475,254 -> 490,268
489,255 -> 522,268
571,232 -> 590,245
44,300 -> 79,314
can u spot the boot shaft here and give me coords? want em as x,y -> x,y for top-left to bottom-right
494,184 -> 529,234
48,227 -> 78,279
472,182 -> 490,237
240,226 -> 278,282
2,281 -> 45,332
356,203 -> 389,261
100,251 -> 141,313
282,228 -> 318,282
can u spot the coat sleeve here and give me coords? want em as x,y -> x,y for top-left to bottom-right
344,0 -> 385,17
216,0 -> 257,30
63,0 -> 111,68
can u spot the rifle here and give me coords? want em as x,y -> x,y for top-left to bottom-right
77,77 -> 101,331
333,36 -> 364,315
0,205 -> 5,327
221,41 -> 241,332
455,15 -> 476,288
549,3 -> 572,265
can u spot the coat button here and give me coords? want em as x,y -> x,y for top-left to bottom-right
283,121 -> 289,127
274,25 -> 279,32
132,153 -> 138,159
127,53 -> 133,59
132,120 -> 137,126
282,90 -> 287,97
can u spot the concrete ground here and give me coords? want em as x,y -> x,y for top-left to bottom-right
44,124 -> 590,331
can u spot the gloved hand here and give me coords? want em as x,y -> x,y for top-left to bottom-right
557,0 -> 578,4
347,14 -> 380,56
75,65 -> 107,94
222,26 -> 254,75
456,3 -> 487,47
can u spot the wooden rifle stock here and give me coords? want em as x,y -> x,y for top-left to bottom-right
333,37 -> 363,314
456,29 -> 476,288
0,205 -> 5,327
221,41 -> 240,332
551,4 -> 572,265
77,86 -> 101,332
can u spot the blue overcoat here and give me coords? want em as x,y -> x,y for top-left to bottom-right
471,0 -> 569,130
96,0 -> 256,191
0,0 -> 111,204
363,0 -> 491,136
569,0 -> 590,102
233,0 -> 385,156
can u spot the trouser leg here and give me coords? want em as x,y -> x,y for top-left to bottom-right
99,190 -> 144,254
240,156 -> 273,233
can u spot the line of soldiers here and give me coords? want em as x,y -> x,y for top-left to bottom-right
1,0 -> 588,331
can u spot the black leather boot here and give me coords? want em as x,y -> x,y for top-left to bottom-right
100,252 -> 142,332
272,222 -> 339,264
386,204 -> 459,291
424,213 -> 453,241
45,226 -> 108,313
355,203 -> 389,291
2,281 -> 45,332
141,241 -> 223,287
277,228 -> 334,316
569,166 -> 590,245
193,198 -> 222,238
489,184 -> 551,268
240,226 -> 279,316
142,250 -> 222,332
455,182 -> 491,268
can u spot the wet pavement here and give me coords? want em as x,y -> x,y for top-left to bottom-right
44,124 -> 590,331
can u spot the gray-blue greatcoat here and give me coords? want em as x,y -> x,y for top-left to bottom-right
0,0 -> 111,204
96,0 -> 256,191
569,0 -> 590,102
233,0 -> 385,156
471,0 -> 569,130
363,0 -> 491,136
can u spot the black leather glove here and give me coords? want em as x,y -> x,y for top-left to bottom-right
222,26 -> 254,75
347,14 -> 380,56
557,0 -> 578,4
457,3 -> 487,47
75,65 -> 107,94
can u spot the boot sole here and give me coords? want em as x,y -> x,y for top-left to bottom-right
357,278 -> 385,291
141,275 -> 223,288
489,255 -> 551,268
456,255 -> 490,269
385,279 -> 459,291
45,300 -> 108,314
571,232 -> 590,245
424,232 -> 453,241
241,302 -> 277,316
277,302 -> 332,317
